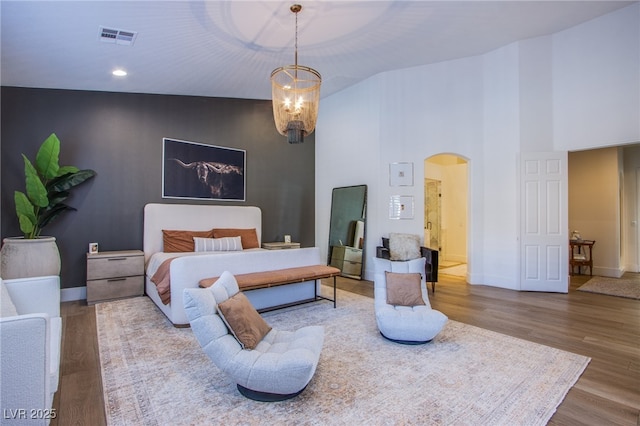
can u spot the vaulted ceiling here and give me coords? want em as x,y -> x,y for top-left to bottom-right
1,1 -> 634,100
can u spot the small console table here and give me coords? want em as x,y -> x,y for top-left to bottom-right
569,240 -> 595,276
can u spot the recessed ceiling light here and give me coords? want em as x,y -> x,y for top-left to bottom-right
112,69 -> 127,77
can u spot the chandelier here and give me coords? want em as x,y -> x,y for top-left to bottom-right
271,4 -> 321,144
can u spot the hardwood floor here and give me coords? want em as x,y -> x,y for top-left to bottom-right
52,274 -> 639,425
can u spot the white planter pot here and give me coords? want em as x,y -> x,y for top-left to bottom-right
0,236 -> 61,279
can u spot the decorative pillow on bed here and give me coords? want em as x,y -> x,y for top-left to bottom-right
212,228 -> 259,249
217,291 -> 271,350
385,272 -> 425,307
193,236 -> 243,252
388,233 -> 421,261
162,229 -> 214,252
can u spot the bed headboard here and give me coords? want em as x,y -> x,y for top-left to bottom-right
143,203 -> 262,262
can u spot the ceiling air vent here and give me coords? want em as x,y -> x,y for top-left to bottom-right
99,26 -> 137,46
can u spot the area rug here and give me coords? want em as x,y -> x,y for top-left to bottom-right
96,290 -> 590,426
577,275 -> 640,300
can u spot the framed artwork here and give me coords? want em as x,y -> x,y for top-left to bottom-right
389,195 -> 414,220
389,162 -> 413,186
162,138 -> 246,201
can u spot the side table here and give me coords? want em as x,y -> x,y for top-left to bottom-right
86,250 -> 144,304
569,239 -> 595,276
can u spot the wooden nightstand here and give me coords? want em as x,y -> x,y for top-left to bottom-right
330,245 -> 363,279
86,250 -> 144,305
262,242 -> 301,250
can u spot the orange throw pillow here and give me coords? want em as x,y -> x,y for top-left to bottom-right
162,229 -> 214,252
212,228 -> 259,249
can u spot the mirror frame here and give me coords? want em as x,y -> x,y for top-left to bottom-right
327,184 -> 367,279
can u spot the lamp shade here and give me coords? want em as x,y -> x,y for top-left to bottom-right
271,65 -> 321,144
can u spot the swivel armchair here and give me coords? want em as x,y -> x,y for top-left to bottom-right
183,271 -> 324,401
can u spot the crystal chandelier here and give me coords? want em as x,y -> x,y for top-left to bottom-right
271,4 -> 321,144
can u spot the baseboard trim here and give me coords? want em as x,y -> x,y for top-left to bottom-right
61,286 -> 86,302
593,266 -> 625,278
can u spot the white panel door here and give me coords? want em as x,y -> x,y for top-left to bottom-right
520,152 -> 569,292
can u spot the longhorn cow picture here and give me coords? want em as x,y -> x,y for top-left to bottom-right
162,138 -> 246,201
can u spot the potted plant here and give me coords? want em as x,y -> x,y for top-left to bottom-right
1,133 -> 96,279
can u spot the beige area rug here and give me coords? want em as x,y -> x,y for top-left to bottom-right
577,275 -> 640,300
97,290 -> 590,426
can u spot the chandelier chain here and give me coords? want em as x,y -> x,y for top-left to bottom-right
294,7 -> 299,69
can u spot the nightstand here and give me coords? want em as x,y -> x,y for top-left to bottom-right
330,245 -> 363,279
86,250 -> 144,305
262,242 -> 301,250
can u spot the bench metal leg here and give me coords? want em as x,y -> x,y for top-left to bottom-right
314,276 -> 337,308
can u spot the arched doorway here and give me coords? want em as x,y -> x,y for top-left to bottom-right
424,154 -> 469,279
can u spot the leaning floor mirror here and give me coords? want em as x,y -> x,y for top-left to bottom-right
328,185 -> 367,280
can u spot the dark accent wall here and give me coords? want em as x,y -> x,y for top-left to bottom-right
1,87 -> 315,289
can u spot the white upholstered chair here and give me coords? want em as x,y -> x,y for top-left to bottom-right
373,257 -> 447,344
183,271 -> 324,401
1,276 -> 61,425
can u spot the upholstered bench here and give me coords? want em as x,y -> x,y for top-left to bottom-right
199,265 -> 341,309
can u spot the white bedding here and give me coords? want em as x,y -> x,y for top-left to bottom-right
145,249 -> 265,278
143,203 -> 323,326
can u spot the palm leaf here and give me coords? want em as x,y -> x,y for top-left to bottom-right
47,190 -> 70,207
48,169 -> 96,192
38,204 -> 76,230
35,133 -> 61,180
23,155 -> 49,208
58,165 -> 79,176
14,191 -> 37,236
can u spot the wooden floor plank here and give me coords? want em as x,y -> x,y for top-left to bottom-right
55,274 -> 640,425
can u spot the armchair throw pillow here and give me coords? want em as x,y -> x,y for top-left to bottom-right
217,292 -> 272,350
385,272 -> 426,307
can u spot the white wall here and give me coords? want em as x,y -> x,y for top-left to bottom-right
315,75 -> 382,267
316,3 -> 640,287
552,3 -> 640,150
519,35 -> 554,152
481,43 -> 521,289
316,53 -> 489,282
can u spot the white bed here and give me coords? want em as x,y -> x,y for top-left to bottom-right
143,203 -> 322,326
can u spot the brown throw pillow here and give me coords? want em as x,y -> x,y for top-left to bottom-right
385,272 -> 426,307
212,228 -> 259,249
217,292 -> 271,349
162,229 -> 214,252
